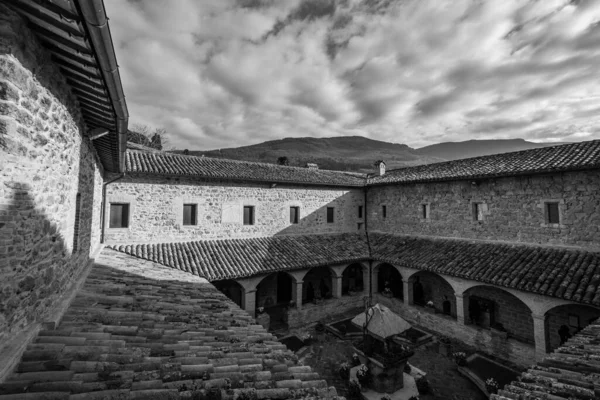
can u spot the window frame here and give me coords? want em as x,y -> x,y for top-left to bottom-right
183,203 -> 198,226
243,205 -> 255,226
326,207 -> 335,223
109,203 -> 130,229
540,199 -> 564,228
421,203 -> 430,220
290,206 -> 300,224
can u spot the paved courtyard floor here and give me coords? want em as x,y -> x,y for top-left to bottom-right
295,330 -> 486,400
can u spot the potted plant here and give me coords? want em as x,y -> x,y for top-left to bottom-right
302,333 -> 313,345
352,352 -> 361,367
485,378 -> 499,394
288,300 -> 296,309
380,395 -> 392,400
452,352 -> 467,366
338,362 -> 350,380
382,287 -> 393,298
415,375 -> 430,395
356,364 -> 370,388
257,306 -> 264,314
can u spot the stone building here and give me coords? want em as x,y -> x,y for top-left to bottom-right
1,0 -> 599,399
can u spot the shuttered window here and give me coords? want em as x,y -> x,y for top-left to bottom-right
290,206 -> 299,224
243,206 -> 254,225
327,207 -> 334,223
183,204 -> 197,225
546,202 -> 560,224
109,203 -> 129,228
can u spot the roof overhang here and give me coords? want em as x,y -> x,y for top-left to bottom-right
7,0 -> 128,173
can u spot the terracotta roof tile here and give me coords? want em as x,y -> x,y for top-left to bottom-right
368,140 -> 600,185
370,233 -> 600,306
491,318 -> 600,400
108,234 -> 370,281
126,150 -> 367,187
0,250 -> 342,399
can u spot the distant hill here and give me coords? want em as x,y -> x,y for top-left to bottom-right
415,139 -> 569,161
175,136 -> 444,173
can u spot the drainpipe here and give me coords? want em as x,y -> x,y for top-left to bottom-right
100,173 -> 125,243
363,186 -> 373,301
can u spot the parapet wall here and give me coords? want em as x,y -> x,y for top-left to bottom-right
367,170 -> 600,249
0,4 -> 103,356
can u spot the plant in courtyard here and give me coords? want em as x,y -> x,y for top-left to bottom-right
380,395 -> 392,400
415,375 -> 430,394
352,352 -> 361,366
485,378 -> 499,394
338,362 -> 350,380
347,381 -> 362,400
356,364 -> 370,387
257,307 -> 264,314
301,333 -> 313,344
452,352 -> 467,366
426,300 -> 434,308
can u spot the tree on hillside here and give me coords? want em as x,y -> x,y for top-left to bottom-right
128,124 -> 169,150
277,156 -> 290,166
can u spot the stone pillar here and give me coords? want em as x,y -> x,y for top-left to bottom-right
532,313 -> 548,361
243,289 -> 257,318
455,293 -> 466,325
403,279 -> 413,305
294,281 -> 303,311
332,275 -> 343,298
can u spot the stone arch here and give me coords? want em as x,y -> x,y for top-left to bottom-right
341,263 -> 365,295
375,263 -> 403,300
256,271 -> 294,310
409,270 -> 456,318
464,285 -> 534,344
213,279 -> 243,308
545,303 -> 600,352
302,266 -> 333,304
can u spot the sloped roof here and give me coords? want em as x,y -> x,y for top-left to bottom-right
491,318 -> 600,400
0,250 -> 342,399
351,303 -> 412,340
7,0 -> 128,172
368,140 -> 600,185
370,233 -> 600,306
108,234 -> 370,281
126,150 -> 367,187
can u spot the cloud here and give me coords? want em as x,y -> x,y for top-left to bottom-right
105,0 -> 600,150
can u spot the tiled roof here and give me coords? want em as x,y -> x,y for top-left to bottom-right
126,150 -> 367,187
108,234 -> 370,281
127,142 -> 161,152
0,250 -> 342,399
491,318 -> 600,400
368,140 -> 600,185
370,233 -> 600,306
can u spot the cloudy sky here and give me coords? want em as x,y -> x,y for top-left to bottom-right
105,0 -> 600,150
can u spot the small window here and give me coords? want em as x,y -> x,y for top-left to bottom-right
327,207 -> 334,223
183,204 -> 197,226
472,203 -> 483,221
422,204 -> 429,219
382,205 -> 387,219
243,206 -> 255,225
358,205 -> 363,218
290,206 -> 299,224
109,203 -> 129,228
73,193 -> 81,251
546,202 -> 560,224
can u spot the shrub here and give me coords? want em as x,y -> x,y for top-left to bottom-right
347,381 -> 362,400
380,395 -> 392,400
452,351 -> 467,366
352,352 -> 361,366
416,375 -> 430,394
338,362 -> 350,380
485,378 -> 499,394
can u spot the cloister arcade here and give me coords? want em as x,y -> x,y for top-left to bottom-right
213,259 -> 600,364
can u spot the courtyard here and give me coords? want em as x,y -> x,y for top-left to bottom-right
285,317 -> 493,400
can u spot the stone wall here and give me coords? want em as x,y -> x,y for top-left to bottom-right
0,5 -> 103,350
367,171 -> 600,249
104,175 -> 364,243
288,294 -> 365,328
466,286 -> 534,344
413,271 -> 456,317
374,294 -> 536,367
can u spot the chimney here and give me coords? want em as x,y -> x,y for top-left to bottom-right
374,160 -> 386,176
305,163 -> 319,170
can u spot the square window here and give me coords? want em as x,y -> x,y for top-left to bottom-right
358,205 -> 363,218
327,207 -> 334,223
243,206 -> 255,225
290,206 -> 299,224
109,203 -> 129,228
382,205 -> 387,218
183,204 -> 197,226
472,203 -> 483,221
546,202 -> 560,224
